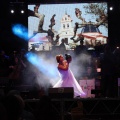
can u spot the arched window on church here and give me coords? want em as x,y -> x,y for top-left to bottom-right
63,24 -> 65,29
67,24 -> 69,28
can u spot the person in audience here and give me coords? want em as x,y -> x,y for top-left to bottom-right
7,90 -> 35,120
8,56 -> 27,86
1,95 -> 24,120
0,50 -> 10,77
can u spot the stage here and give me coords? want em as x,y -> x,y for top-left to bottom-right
0,77 -> 120,119
24,97 -> 120,120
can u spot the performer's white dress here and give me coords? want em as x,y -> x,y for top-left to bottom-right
54,68 -> 86,97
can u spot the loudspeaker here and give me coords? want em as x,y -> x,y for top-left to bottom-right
48,87 -> 74,98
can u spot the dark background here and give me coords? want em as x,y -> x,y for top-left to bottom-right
0,0 -> 120,54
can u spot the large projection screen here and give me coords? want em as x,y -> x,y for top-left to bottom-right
28,2 -> 108,52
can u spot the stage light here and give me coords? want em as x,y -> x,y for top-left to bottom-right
12,24 -> 28,41
10,9 -> 15,14
20,3 -> 25,14
109,6 -> 113,10
9,2 -> 26,15
9,3 -> 15,14
21,10 -> 24,14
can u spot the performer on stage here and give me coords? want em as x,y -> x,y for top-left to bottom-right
53,54 -> 86,97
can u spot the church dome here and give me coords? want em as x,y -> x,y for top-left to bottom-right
81,24 -> 100,33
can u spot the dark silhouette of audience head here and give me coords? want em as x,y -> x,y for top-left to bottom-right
1,95 -> 24,120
